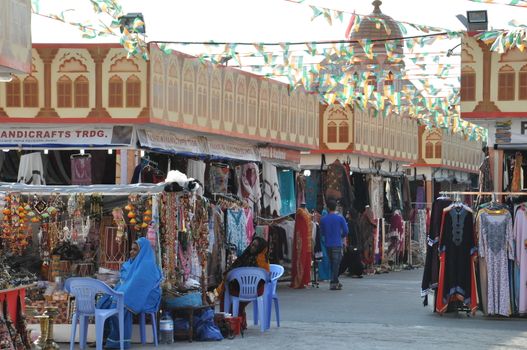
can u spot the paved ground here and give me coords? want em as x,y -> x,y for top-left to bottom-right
61,268 -> 527,349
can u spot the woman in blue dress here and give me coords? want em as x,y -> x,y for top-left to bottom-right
99,237 -> 163,349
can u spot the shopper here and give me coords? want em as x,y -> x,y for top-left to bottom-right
320,199 -> 348,290
98,237 -> 163,349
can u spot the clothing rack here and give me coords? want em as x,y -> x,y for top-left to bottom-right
439,191 -> 527,196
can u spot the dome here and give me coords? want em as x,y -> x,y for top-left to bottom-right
349,0 -> 404,59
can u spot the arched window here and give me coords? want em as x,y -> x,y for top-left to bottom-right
327,121 -> 337,143
6,76 -> 21,107
223,78 -> 234,123
280,89 -> 288,132
247,81 -> 258,127
197,68 -> 209,119
519,65 -> 527,100
498,65 -> 515,101
74,76 -> 89,108
461,67 -> 476,101
126,75 -> 141,107
367,73 -> 377,91
211,72 -> 221,120
23,76 -> 38,107
183,65 -> 195,115
235,77 -> 246,126
435,142 -> 442,159
270,88 -> 279,131
168,63 -> 179,112
109,75 -> 123,107
260,85 -> 269,130
339,121 -> 349,143
425,142 -> 434,158
57,75 -> 72,108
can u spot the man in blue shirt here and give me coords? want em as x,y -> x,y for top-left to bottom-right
320,199 -> 348,290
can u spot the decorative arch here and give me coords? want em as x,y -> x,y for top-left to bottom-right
196,66 -> 209,119
223,72 -> 235,123
57,75 -> 72,108
298,94 -> 307,138
153,57 -> 163,74
23,75 -> 38,107
126,75 -> 141,107
108,75 -> 124,107
169,61 -> 179,78
280,86 -> 289,134
288,91 -> 298,135
498,65 -> 515,101
168,59 -> 180,112
6,76 -> 21,107
519,65 -> 527,100
210,70 -> 222,120
110,57 -> 140,72
182,62 -> 195,116
59,57 -> 88,72
247,79 -> 258,128
235,75 -> 247,127
259,82 -> 270,130
270,86 -> 279,132
461,66 -> 476,101
74,75 -> 89,108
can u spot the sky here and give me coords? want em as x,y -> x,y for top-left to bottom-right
31,0 -> 524,44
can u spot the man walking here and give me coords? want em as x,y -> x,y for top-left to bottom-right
320,199 -> 348,290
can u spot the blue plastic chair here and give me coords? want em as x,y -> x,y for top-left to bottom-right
223,267 -> 269,332
65,277 -> 125,350
139,278 -> 163,346
268,264 -> 285,327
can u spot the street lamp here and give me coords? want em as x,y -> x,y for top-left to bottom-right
466,10 -> 488,31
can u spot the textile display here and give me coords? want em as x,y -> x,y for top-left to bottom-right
436,205 -> 478,314
324,160 -> 354,211
512,152 -> 523,192
305,171 -> 320,211
290,208 -> 312,289
368,175 -> 384,220
477,208 -> 514,316
514,205 -> 527,315
352,173 -> 370,212
71,156 -> 92,185
17,152 -> 45,185
209,165 -> 230,194
236,163 -> 262,213
262,161 -> 281,215
479,155 -> 493,192
226,209 -> 248,256
278,170 -> 296,215
244,207 -> 255,246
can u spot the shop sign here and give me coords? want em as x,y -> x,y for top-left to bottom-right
0,0 -> 31,73
0,125 -> 134,147
137,128 -> 206,155
206,140 -> 260,162
258,146 -> 301,163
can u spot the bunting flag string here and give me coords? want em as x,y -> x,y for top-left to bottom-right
468,0 -> 527,7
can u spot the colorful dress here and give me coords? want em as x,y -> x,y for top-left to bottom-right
515,205 -> 527,315
290,208 -> 313,289
226,209 -> 248,256
478,209 -> 514,316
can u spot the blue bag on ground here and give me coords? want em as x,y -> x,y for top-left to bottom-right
193,308 -> 223,341
173,317 -> 189,332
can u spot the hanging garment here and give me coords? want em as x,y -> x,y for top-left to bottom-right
237,163 -> 262,214
415,186 -> 426,209
512,152 -> 523,192
402,176 -> 412,220
244,207 -> 255,246
478,208 -> 514,316
368,175 -> 384,220
17,152 -> 45,185
359,206 -> 376,267
436,205 -> 478,314
304,171 -> 320,211
296,173 -> 306,208
209,165 -> 230,194
324,160 -> 354,211
262,161 -> 281,216
515,205 -> 527,315
71,155 -> 92,185
421,198 -> 452,301
277,220 -> 295,261
2,299 -> 22,350
479,156 -> 493,192
290,208 -> 313,289
15,293 -> 30,350
255,225 -> 269,241
352,173 -> 370,213
0,299 -> 14,350
278,170 -> 296,215
268,225 -> 288,263
187,159 -> 206,195
318,235 -> 332,281
226,209 -> 248,256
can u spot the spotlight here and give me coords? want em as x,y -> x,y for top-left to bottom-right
2,149 -> 9,152
80,149 -> 85,155
44,149 -> 49,154
140,150 -> 145,157
108,149 -> 113,155
303,169 -> 311,177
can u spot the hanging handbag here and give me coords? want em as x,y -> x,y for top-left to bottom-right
0,300 -> 14,350
15,293 -> 30,350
